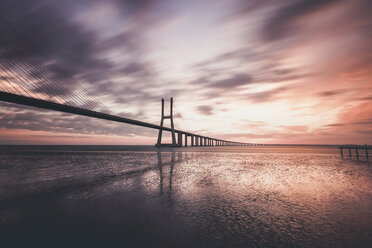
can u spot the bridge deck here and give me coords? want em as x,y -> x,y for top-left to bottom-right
0,91 -> 228,145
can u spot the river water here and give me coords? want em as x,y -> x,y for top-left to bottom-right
0,146 -> 371,247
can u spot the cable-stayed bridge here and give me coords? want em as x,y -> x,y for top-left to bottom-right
0,16 -> 251,147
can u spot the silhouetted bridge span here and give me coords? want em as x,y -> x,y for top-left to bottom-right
0,91 -> 248,147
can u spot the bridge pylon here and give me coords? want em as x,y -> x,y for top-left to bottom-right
156,97 -> 177,147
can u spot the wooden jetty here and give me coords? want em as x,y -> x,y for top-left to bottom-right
339,144 -> 371,163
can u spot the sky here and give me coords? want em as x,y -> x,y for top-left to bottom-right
0,0 -> 371,145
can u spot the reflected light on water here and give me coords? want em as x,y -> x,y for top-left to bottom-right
0,148 -> 371,247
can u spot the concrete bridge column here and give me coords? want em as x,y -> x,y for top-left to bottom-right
178,132 -> 182,147
185,134 -> 188,147
191,135 -> 194,146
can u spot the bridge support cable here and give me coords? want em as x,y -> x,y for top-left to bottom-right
0,20 -> 81,106
0,16 -> 101,110
0,16 -> 103,111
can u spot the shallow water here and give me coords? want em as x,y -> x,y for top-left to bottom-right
0,146 -> 371,247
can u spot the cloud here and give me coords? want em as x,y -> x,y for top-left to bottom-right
0,102 -> 156,137
262,0 -> 339,41
210,74 -> 253,88
196,105 -> 213,116
280,125 -> 308,133
244,87 -> 289,103
317,90 -> 345,97
121,62 -> 152,76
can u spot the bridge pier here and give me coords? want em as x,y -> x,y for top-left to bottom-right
191,135 -> 194,147
184,134 -> 188,147
178,132 -> 182,147
156,98 -> 177,147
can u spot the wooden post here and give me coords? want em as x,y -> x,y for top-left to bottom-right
340,147 -> 343,158
356,148 -> 359,160
366,144 -> 369,165
349,148 -> 352,159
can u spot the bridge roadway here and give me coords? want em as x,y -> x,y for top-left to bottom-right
0,91 -> 247,147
